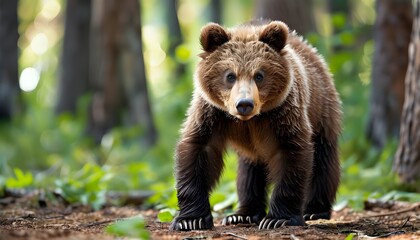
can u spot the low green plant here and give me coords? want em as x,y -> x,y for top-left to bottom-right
54,163 -> 112,210
157,208 -> 176,223
345,233 -> 356,240
5,168 -> 33,188
106,216 -> 149,239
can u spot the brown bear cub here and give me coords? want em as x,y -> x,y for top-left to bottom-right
171,20 -> 342,231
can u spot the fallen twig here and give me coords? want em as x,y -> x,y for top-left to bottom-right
223,232 -> 247,240
362,203 -> 420,219
290,234 -> 300,240
0,214 -> 36,225
79,219 -> 116,227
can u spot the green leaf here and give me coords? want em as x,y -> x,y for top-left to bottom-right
213,193 -> 237,212
333,199 -> 348,212
157,208 -> 176,223
5,168 -> 33,188
345,233 -> 356,240
106,216 -> 149,239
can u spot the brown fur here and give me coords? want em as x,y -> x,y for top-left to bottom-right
171,20 -> 342,231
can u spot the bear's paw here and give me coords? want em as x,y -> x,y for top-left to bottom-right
258,215 -> 305,229
221,214 -> 258,226
170,213 -> 213,231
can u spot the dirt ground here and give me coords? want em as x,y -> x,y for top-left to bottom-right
0,190 -> 419,240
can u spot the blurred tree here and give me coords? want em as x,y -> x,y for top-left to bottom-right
165,0 -> 186,78
328,0 -> 350,19
166,0 -> 182,57
0,0 -> 19,120
55,0 -> 91,114
210,0 -> 221,24
395,0 -> 420,183
328,0 -> 353,52
88,0 -> 156,145
367,0 -> 412,149
254,0 -> 316,35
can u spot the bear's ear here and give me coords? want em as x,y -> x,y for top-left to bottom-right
200,23 -> 230,52
259,21 -> 289,52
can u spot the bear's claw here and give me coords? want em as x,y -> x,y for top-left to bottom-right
303,212 -> 330,221
258,217 -> 290,229
258,215 -> 304,229
222,215 -> 254,225
170,213 -> 213,231
175,218 -> 204,231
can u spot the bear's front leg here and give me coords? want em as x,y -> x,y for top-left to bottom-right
222,158 -> 267,226
259,142 -> 313,229
170,130 -> 224,231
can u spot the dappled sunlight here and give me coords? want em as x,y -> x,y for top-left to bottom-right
19,67 -> 40,92
39,0 -> 61,21
30,32 -> 48,55
178,1 -> 203,25
145,42 -> 167,68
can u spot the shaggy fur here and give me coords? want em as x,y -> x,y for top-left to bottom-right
170,20 -> 342,231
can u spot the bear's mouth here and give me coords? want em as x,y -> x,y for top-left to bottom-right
235,115 -> 255,121
230,109 -> 259,121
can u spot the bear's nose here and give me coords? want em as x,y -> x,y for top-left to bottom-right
236,99 -> 254,116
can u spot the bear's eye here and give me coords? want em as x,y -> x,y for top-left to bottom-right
254,72 -> 264,83
226,73 -> 236,83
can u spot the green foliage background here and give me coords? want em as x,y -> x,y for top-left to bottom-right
0,0 -> 419,218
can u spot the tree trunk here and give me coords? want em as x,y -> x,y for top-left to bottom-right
166,0 -> 182,57
395,0 -> 420,183
210,0 -> 222,24
328,0 -> 350,18
328,0 -> 351,31
88,0 -> 156,146
0,0 -> 19,120
254,0 -> 316,35
55,0 -> 91,114
366,0 -> 412,149
165,0 -> 186,77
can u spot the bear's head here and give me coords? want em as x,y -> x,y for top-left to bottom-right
196,21 -> 292,121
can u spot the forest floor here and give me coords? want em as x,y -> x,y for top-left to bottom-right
0,190 -> 419,240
